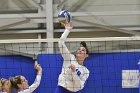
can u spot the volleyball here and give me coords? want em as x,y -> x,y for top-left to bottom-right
58,10 -> 71,25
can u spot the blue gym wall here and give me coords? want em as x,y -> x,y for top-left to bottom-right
0,52 -> 140,93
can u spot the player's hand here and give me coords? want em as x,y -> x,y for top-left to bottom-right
64,23 -> 73,30
35,64 -> 42,74
68,64 -> 76,72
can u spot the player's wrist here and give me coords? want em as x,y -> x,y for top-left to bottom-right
37,70 -> 42,75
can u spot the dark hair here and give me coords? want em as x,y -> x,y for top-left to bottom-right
10,75 -> 22,90
80,41 -> 89,55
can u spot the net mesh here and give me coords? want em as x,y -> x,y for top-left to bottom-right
0,38 -> 140,93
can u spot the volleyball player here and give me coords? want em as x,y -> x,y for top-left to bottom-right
10,63 -> 42,93
0,78 -> 12,93
55,23 -> 90,93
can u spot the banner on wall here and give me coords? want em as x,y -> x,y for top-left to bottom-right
122,70 -> 139,88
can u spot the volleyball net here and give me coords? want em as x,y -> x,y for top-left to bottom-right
0,37 -> 140,93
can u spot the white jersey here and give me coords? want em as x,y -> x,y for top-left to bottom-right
58,29 -> 90,92
18,75 -> 41,93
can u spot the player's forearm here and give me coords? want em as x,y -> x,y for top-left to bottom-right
71,69 -> 89,84
30,75 -> 41,90
71,71 -> 82,88
37,69 -> 42,75
60,29 -> 70,41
